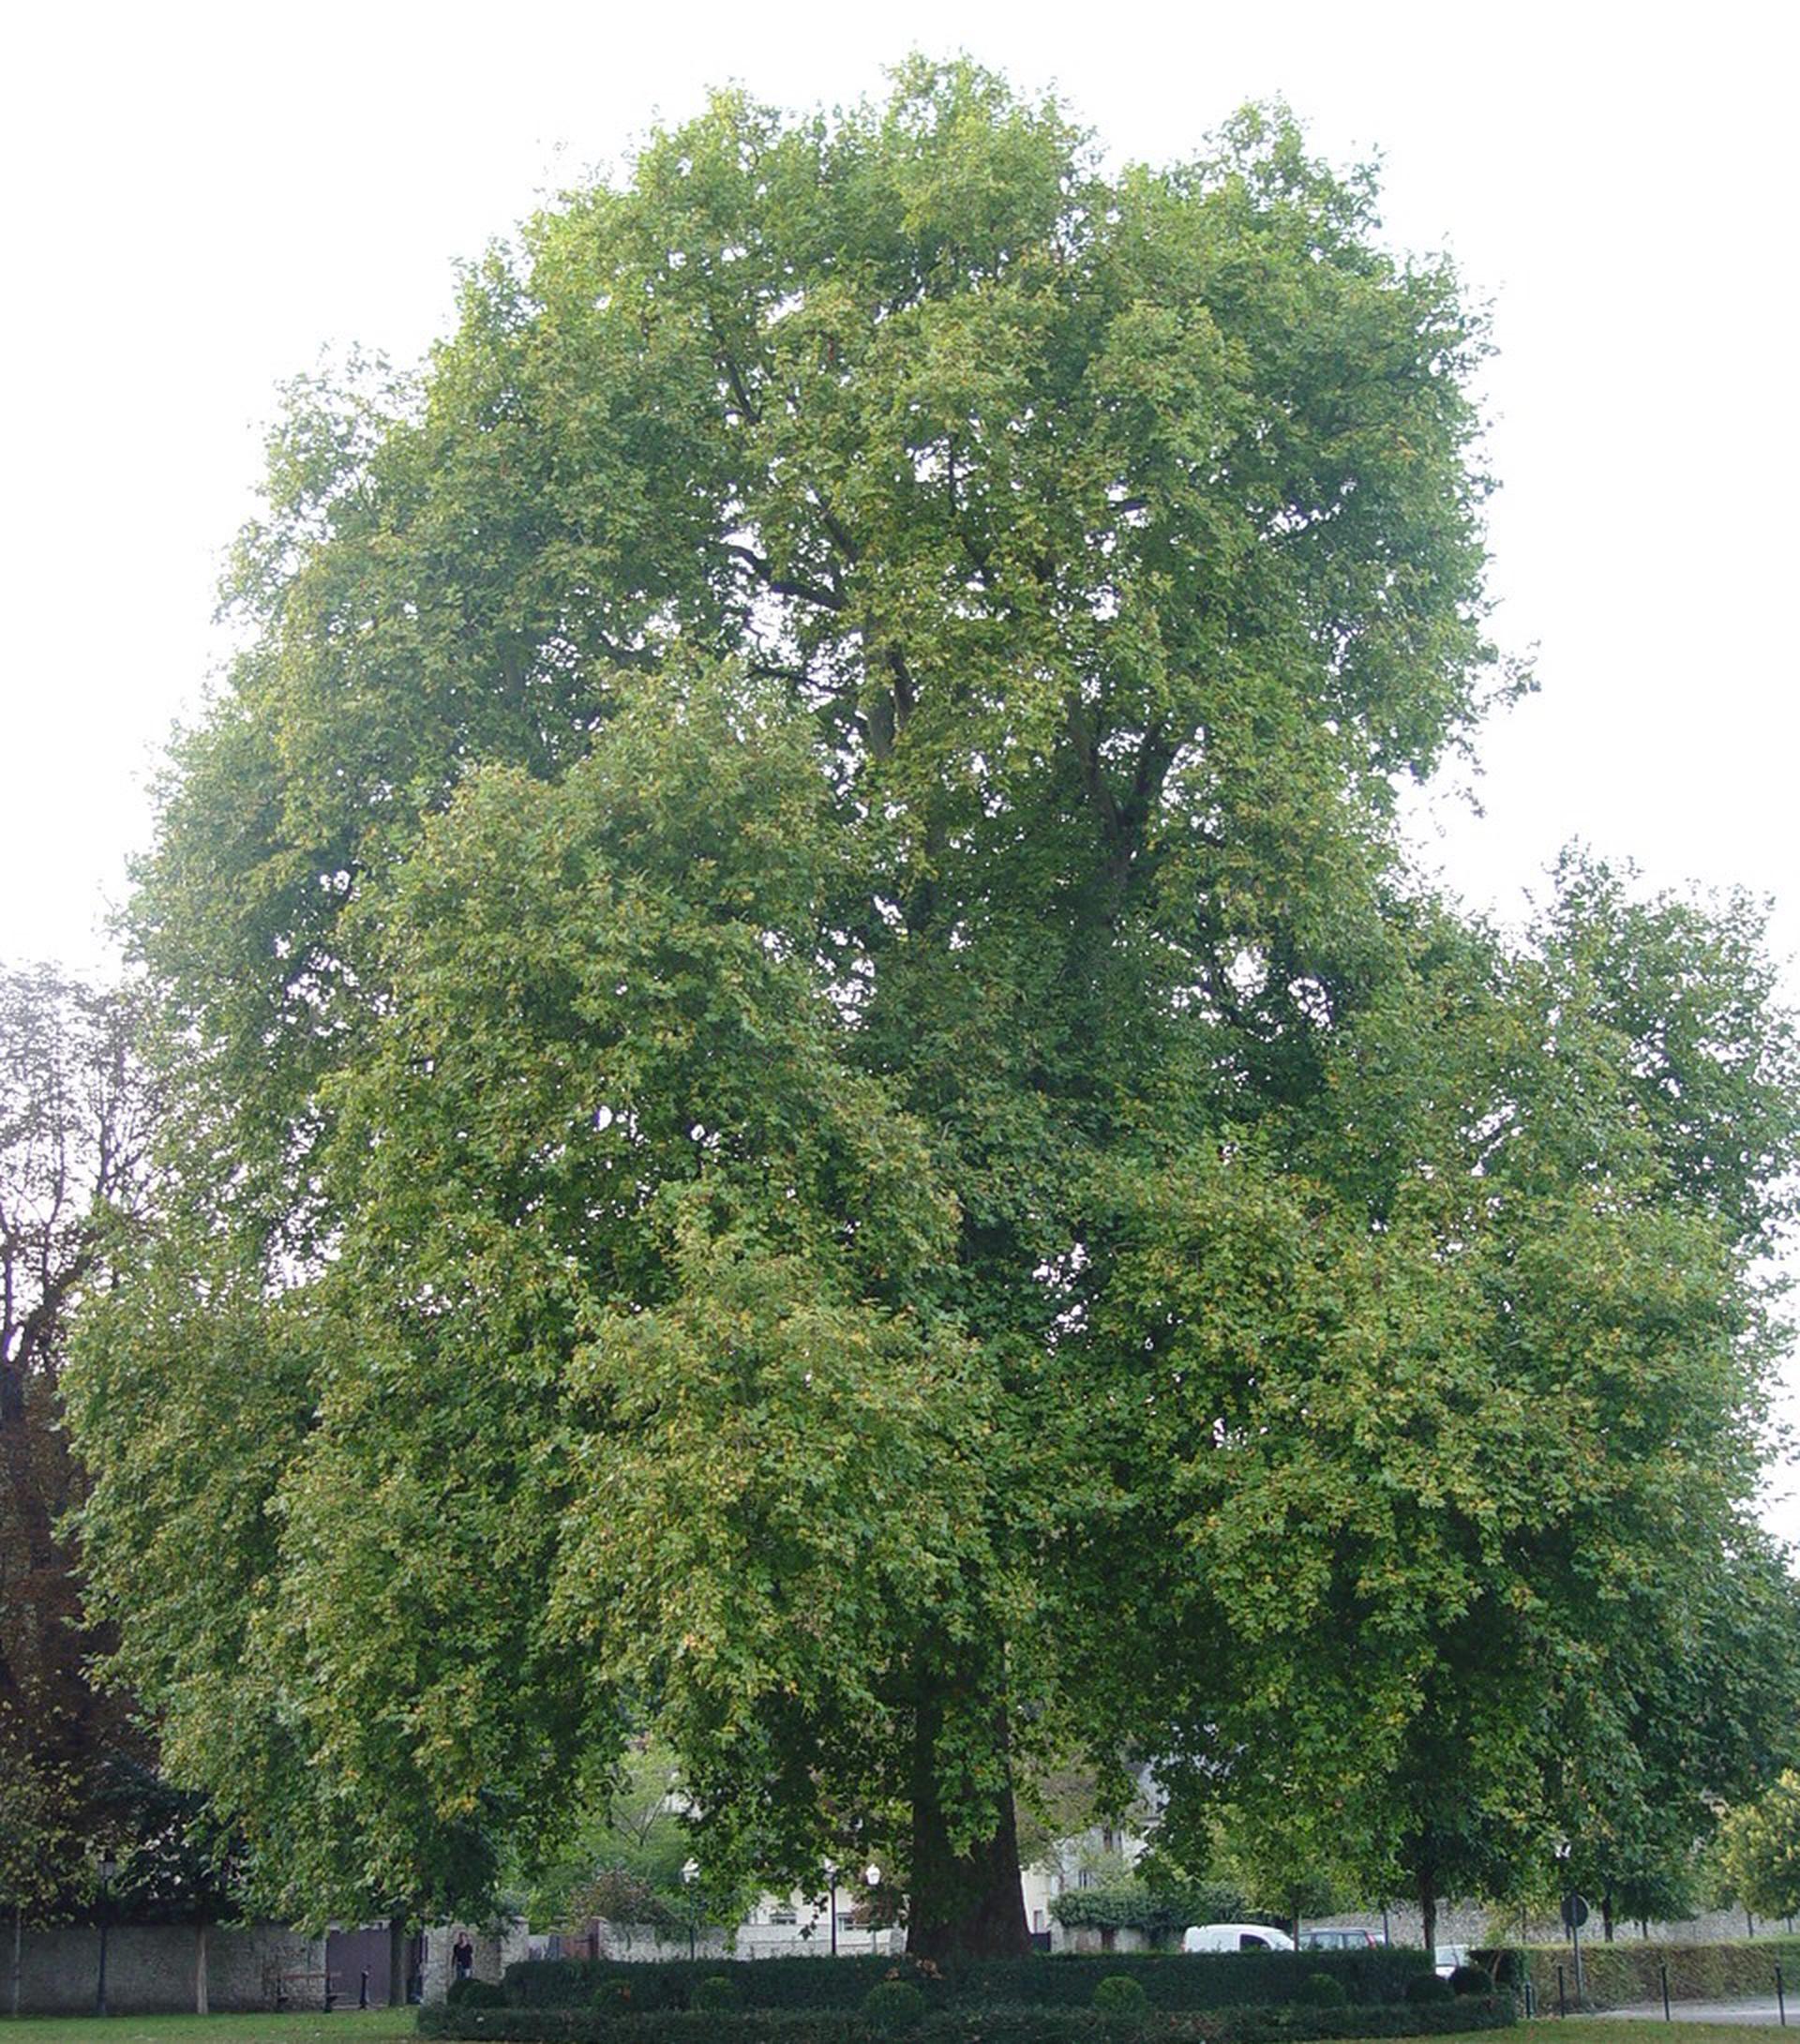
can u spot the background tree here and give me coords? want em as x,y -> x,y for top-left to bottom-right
93,1756 -> 250,2017
0,962 -> 154,1991
1102,869 -> 1799,1951
525,1738 -> 759,1949
67,60 -> 1793,1963
1718,1773 -> 1800,1924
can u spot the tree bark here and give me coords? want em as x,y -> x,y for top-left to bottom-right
904,1657 -> 1030,1962
1600,1895 -> 1614,1943
10,1904 -> 21,2019
195,1919 -> 209,2015
1418,1867 -> 1437,1966
387,1913 -> 408,2008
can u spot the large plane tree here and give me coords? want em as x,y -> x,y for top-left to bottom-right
68,64 -> 1798,1957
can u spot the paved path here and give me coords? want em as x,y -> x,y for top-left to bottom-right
1598,1999 -> 1792,2025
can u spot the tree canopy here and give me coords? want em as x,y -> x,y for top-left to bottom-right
66,61 -> 1800,1955
1719,1771 -> 1800,1923
1,964 -> 154,1941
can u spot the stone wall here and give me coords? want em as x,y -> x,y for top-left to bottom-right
1307,1901 -> 1798,1952
11,1922 -> 320,2015
419,1916 -> 534,2004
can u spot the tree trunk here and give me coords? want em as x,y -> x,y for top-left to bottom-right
1601,1895 -> 1614,1943
904,1656 -> 1030,1962
195,1919 -> 209,2015
387,1914 -> 408,2008
1418,1867 -> 1437,1965
10,1903 -> 21,2019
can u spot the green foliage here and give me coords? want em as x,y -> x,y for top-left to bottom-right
1094,1974 -> 1151,2012
523,1739 -> 752,1946
695,1976 -> 742,2013
1406,1976 -> 1455,2005
1302,1975 -> 1350,2008
0,966 -> 155,1922
862,1979 -> 927,2032
1719,1775 -> 1800,1920
446,1977 -> 508,2009
1049,1881 -> 1199,1939
1448,1968 -> 1492,1998
417,1990 -> 1519,2042
1513,1936 -> 1800,2009
504,1947 -> 1429,2012
594,1977 -> 659,2015
1133,862 -> 1800,1931
64,52 -> 1799,1962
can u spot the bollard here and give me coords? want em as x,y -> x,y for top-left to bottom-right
1661,1962 -> 1672,2022
1525,1980 -> 1538,2018
1778,1962 -> 1787,2029
1559,1963 -> 1568,2019
360,1969 -> 369,2010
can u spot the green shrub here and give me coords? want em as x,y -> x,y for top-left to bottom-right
694,1974 -> 742,2012
1406,1972 -> 1455,2004
862,1979 -> 926,2032
1050,1880 -> 1254,1941
1510,1935 -> 1800,2010
502,1946 -> 1432,2013
416,1990 -> 1519,2041
1302,1971 -> 1350,2006
593,1975 -> 652,2014
444,1976 -> 507,2008
1449,1964 -> 1492,1997
1092,1973 -> 1150,2012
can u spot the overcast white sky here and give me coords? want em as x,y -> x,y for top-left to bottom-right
4,1 -> 1797,1524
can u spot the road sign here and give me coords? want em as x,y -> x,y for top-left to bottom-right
1561,1893 -> 1589,1931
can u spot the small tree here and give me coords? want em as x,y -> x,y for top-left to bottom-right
1719,1775 -> 1800,1922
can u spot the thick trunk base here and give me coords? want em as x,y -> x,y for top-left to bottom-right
905,1677 -> 1030,1962
387,1915 -> 407,2008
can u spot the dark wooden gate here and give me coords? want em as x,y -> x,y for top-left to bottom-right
325,1925 -> 421,2006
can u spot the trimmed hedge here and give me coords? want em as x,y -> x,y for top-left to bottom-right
1093,1976 -> 1151,2014
446,1979 -> 510,2009
1490,1936 -> 1800,2010
417,1990 -> 1517,2043
502,1947 -> 1432,2014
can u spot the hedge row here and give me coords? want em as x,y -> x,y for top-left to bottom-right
1493,1936 -> 1800,2009
420,1991 -> 1517,2043
501,1948 -> 1432,2013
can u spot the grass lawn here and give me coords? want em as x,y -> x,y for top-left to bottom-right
1,2012 -> 1779,2044
0,2011 -> 413,2044
1524,2027 -> 1776,2044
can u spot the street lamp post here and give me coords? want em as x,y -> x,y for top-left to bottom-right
681,1859 -> 700,1961
864,1864 -> 881,1959
95,1852 -> 118,2017
1555,1841 -> 1587,2006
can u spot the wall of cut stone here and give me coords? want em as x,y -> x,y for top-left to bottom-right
11,1923 -> 321,2015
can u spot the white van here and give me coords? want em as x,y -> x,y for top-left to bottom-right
1181,1923 -> 1297,1953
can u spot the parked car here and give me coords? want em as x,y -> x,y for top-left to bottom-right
1182,1923 -> 1298,1952
1433,1944 -> 1470,1978
1299,1927 -> 1380,1950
